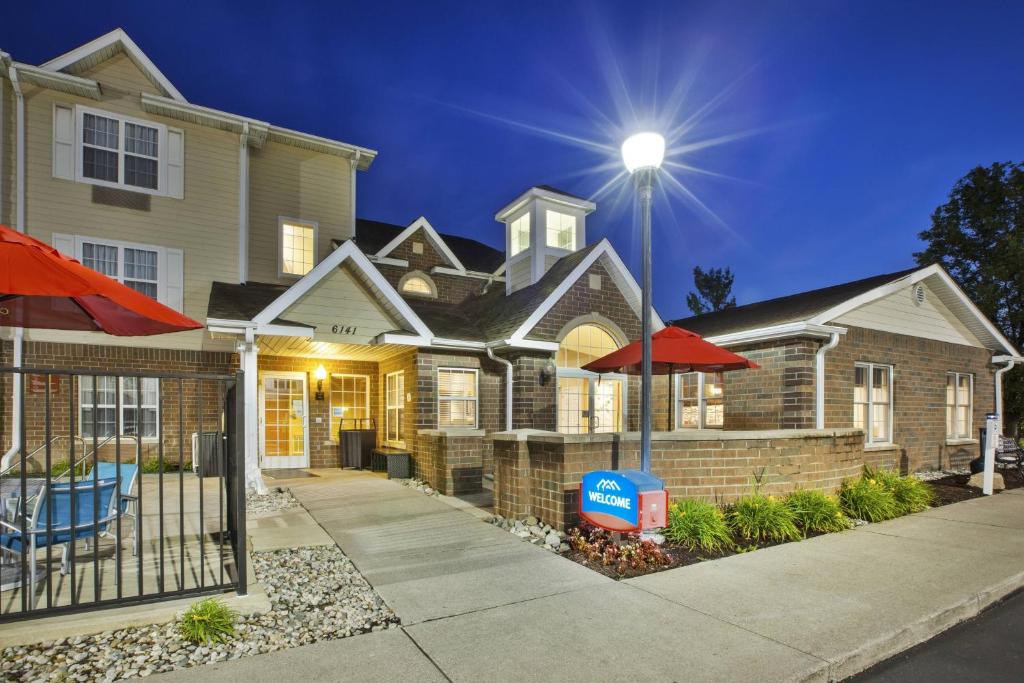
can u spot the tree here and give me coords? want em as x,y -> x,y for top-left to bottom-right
915,161 -> 1024,434
686,266 -> 737,315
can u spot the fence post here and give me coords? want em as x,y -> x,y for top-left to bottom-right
233,371 -> 248,595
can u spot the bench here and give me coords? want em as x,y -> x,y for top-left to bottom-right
371,447 -> 412,479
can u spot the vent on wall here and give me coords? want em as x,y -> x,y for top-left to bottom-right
92,186 -> 151,211
912,284 -> 927,306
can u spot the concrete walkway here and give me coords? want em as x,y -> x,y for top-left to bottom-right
159,474 -> 1024,682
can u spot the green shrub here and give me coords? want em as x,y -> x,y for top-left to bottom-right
665,499 -> 734,553
867,466 -> 933,514
142,458 -> 192,474
178,598 -> 236,644
785,489 -> 849,534
727,493 -> 802,543
839,475 -> 898,522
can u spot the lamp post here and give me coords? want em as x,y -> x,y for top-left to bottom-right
621,132 -> 665,474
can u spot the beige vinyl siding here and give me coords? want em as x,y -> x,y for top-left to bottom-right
278,263 -> 402,345
79,52 -> 164,97
509,255 -> 531,293
833,282 -> 984,348
248,140 -> 353,284
15,55 -> 239,351
1,78 -> 13,226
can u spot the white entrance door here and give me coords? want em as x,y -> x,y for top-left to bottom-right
259,372 -> 309,469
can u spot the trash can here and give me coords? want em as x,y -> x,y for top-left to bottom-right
338,419 -> 376,469
193,431 -> 224,477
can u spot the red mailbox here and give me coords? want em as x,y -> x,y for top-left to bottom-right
638,488 -> 668,529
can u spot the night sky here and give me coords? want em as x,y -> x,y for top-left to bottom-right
4,1 -> 1023,320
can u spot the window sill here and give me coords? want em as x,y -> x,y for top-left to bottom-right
864,443 -> 900,452
945,438 -> 978,446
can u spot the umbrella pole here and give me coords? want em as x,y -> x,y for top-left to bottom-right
668,364 -> 674,432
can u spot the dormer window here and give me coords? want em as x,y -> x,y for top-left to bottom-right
546,210 -> 576,250
399,271 -> 437,298
510,213 -> 530,256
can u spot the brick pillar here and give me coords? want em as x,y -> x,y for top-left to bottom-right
510,353 -> 556,431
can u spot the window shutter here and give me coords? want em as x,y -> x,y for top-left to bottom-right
52,105 -> 75,180
165,247 -> 184,311
51,232 -> 75,257
166,127 -> 185,199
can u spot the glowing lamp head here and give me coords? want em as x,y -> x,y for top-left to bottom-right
621,132 -> 665,173
313,365 -> 328,382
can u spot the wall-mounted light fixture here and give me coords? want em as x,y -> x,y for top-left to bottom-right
539,359 -> 557,386
313,365 -> 327,400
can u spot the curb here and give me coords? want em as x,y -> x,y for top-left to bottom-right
820,567 -> 1024,681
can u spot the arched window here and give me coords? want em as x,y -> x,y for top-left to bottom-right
399,272 -> 436,297
556,323 -> 625,434
556,324 -> 619,369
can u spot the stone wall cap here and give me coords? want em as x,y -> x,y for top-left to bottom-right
417,428 -> 486,438
514,428 -> 863,444
490,429 -> 553,442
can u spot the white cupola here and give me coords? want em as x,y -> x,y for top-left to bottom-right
495,185 -> 596,294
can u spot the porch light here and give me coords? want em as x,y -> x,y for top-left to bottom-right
314,364 -> 327,400
621,132 -> 665,173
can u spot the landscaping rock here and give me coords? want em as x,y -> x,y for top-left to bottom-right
968,472 -> 1005,490
245,488 -> 300,514
545,531 -> 561,547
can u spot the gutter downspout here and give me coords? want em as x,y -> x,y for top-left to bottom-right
240,328 -> 267,494
350,151 -> 360,238
2,56 -> 25,471
237,122 -> 249,283
993,356 -> 1020,435
815,332 -> 841,430
487,347 -> 514,431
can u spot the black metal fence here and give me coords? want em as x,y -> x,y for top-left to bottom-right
0,367 -> 246,621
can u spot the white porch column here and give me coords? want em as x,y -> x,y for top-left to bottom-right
240,329 -> 266,494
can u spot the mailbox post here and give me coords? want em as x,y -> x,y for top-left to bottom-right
983,412 -> 999,496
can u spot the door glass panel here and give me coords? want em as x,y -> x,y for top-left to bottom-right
557,377 -> 590,434
592,379 -> 622,433
264,377 -> 305,459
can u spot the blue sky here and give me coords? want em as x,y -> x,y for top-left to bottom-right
4,1 -> 1023,319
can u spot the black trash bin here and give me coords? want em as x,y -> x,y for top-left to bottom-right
194,431 -> 224,477
338,419 -> 376,469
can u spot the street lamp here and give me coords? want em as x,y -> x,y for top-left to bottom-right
621,132 -> 665,474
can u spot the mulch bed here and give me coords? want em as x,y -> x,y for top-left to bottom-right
926,467 -> 1023,507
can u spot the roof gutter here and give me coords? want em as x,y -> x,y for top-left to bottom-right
993,355 -> 1023,434
2,54 -> 25,472
706,322 -> 847,348
815,331 -> 841,429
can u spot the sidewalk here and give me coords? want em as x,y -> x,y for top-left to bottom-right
156,475 -> 1024,682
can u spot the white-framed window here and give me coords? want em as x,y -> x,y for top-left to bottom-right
438,368 -> 478,428
62,234 -> 183,310
675,372 -> 725,429
510,212 -> 530,256
385,371 -> 404,444
946,373 -> 973,440
69,105 -> 181,196
854,363 -> 893,445
401,275 -> 434,297
330,374 -> 370,438
545,210 -> 576,250
556,323 -> 626,434
80,376 -> 159,440
279,218 -> 317,277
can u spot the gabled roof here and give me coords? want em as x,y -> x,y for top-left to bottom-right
673,264 -> 1019,355
348,218 -> 504,273
42,28 -> 186,102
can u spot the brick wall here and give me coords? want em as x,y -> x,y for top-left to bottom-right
493,428 -> 867,530
721,339 -> 818,430
415,430 -> 485,494
823,325 -> 995,472
0,340 -> 234,465
378,348 -> 418,449
374,228 -> 489,304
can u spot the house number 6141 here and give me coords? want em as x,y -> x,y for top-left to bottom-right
331,325 -> 358,335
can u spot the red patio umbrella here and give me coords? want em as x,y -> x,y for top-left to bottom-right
582,325 -> 759,429
0,224 -> 203,335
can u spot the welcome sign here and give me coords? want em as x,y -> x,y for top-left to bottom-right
580,470 -> 641,531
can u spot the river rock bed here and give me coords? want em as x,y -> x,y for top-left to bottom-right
245,487 -> 301,514
487,514 -> 569,552
401,478 -> 440,496
0,545 -> 398,682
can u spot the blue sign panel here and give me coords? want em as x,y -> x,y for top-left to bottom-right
580,470 -> 640,531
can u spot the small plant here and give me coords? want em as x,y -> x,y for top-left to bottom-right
727,493 -> 802,543
866,466 -> 933,515
567,526 -> 671,575
784,489 -> 849,535
177,597 -> 236,644
665,499 -> 734,553
839,473 -> 898,522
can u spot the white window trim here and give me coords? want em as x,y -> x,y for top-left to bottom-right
385,371 -> 405,446
555,368 -> 628,434
946,372 -> 974,441
545,209 -> 577,251
329,373 -> 371,442
72,235 -> 171,305
74,104 -> 170,196
855,362 -> 894,445
278,216 -> 319,278
509,211 -> 531,257
674,372 -> 725,430
437,368 -> 479,429
398,270 -> 438,298
78,376 -> 161,442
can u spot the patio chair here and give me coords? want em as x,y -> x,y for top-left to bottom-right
93,463 -> 140,556
0,478 -> 118,602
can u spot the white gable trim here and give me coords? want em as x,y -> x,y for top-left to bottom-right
42,28 -> 186,103
808,264 -> 1018,355
252,239 -> 433,339
375,217 -> 466,272
508,239 -> 665,343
